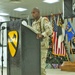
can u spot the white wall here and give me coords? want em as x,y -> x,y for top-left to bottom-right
0,16 -> 10,22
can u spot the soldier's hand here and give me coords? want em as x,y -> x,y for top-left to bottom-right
37,34 -> 44,39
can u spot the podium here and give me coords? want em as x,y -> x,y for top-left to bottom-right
7,20 -> 41,75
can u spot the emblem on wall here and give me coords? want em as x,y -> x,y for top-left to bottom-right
8,31 -> 19,57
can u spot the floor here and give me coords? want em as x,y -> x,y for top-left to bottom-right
0,68 -> 75,75
46,69 -> 75,75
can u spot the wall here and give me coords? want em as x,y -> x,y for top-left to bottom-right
0,16 -> 10,22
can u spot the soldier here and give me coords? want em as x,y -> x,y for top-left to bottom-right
31,7 -> 52,75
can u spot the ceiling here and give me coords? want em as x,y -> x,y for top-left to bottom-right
0,0 -> 63,18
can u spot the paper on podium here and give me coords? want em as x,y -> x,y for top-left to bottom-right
23,25 -> 40,34
22,20 -> 40,34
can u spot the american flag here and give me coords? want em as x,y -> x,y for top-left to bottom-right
52,18 -> 66,56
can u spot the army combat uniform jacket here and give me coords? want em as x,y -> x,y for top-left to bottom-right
32,17 -> 52,49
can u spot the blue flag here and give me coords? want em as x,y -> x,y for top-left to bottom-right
65,21 -> 75,42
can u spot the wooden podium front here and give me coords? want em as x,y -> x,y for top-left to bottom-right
7,20 -> 41,75
61,61 -> 75,72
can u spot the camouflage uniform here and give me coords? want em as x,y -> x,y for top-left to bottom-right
32,17 -> 52,75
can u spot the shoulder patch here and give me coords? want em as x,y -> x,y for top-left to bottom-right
43,17 -> 49,23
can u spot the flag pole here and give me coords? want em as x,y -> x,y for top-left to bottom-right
65,35 -> 70,61
65,43 -> 70,61
62,0 -> 64,20
66,53 -> 70,61
69,39 -> 75,62
51,13 -> 54,54
62,0 -> 70,61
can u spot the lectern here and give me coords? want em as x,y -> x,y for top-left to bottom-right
7,20 -> 41,75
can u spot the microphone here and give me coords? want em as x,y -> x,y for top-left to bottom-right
0,26 -> 7,31
2,26 -> 7,30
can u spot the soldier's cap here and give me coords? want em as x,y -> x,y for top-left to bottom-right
32,7 -> 40,13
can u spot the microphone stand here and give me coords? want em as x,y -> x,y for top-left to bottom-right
0,26 -> 6,75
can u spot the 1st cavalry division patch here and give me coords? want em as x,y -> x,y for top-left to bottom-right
8,31 -> 19,57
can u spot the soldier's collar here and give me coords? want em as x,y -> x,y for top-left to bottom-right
35,16 -> 42,22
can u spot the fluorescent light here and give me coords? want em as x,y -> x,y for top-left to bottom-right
43,0 -> 59,4
0,13 -> 9,16
10,1 -> 21,3
14,8 -> 27,12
